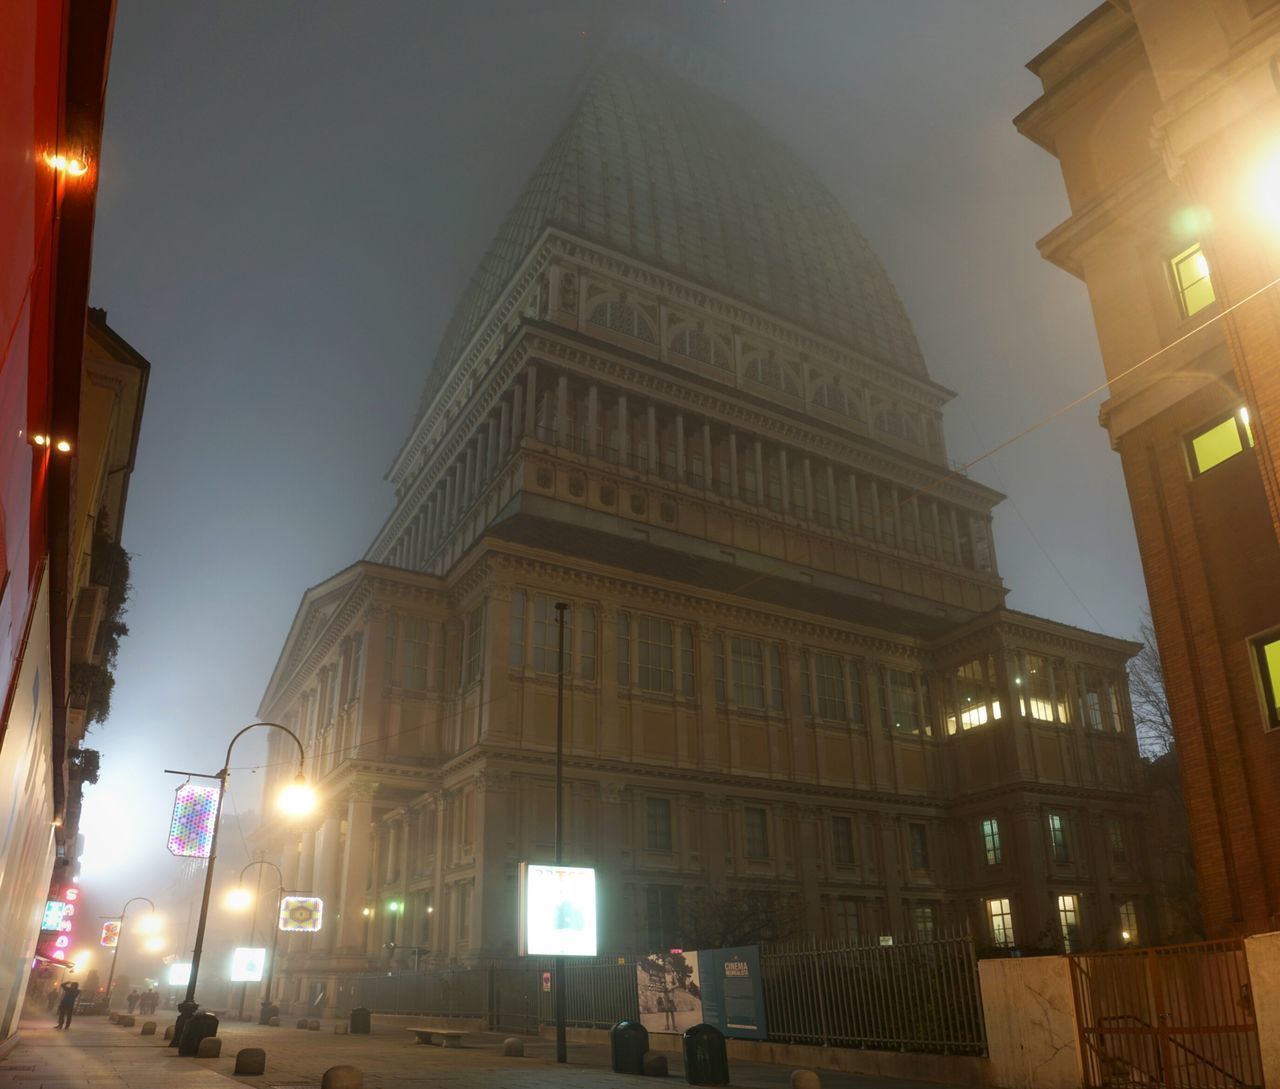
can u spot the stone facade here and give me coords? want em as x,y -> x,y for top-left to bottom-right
259,55 -> 1171,1008
1017,1 -> 1280,937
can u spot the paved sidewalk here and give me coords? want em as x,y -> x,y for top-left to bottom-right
0,1014 -> 955,1089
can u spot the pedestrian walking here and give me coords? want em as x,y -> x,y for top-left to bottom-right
126,989 -> 139,1014
144,989 -> 156,1015
55,981 -> 79,1030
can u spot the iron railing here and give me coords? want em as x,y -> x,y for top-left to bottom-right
347,935 -> 985,1055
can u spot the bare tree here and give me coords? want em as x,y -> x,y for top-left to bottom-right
683,888 -> 796,949
1130,608 -> 1175,756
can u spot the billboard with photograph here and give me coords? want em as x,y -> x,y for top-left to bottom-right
518,863 -> 596,956
636,945 -> 766,1039
230,947 -> 266,982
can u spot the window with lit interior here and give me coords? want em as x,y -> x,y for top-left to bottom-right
982,818 -> 1002,865
1252,632 -> 1280,731
1188,408 -> 1255,477
1171,243 -> 1215,318
1057,894 -> 1081,953
986,898 -> 1014,947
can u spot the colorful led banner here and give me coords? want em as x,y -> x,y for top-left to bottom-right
100,920 -> 120,948
278,896 -> 323,932
167,782 -> 220,858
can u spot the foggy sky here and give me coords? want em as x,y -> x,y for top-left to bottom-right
80,0 -> 1133,949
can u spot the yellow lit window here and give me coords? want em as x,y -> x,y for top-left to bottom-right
1172,243 -> 1215,317
1187,408 -> 1255,476
1252,634 -> 1280,730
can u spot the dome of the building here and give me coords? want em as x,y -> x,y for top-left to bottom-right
420,55 -> 927,413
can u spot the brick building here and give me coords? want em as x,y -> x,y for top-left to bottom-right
1017,1 -> 1280,936
258,53 -> 1175,1010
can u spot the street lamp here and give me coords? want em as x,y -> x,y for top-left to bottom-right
226,858 -> 286,1023
102,896 -> 157,1011
164,721 -> 314,1049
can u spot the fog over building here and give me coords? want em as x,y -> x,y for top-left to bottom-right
257,55 -> 1171,1007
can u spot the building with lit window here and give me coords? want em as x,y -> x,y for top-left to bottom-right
259,54 -> 1172,1009
1017,1 -> 1280,938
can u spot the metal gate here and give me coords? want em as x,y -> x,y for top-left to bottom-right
1069,940 -> 1262,1089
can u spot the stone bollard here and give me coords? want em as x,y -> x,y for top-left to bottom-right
119,1015 -> 135,1028
296,1019 -> 309,1030
321,1065 -> 363,1089
308,1019 -> 321,1031
501,1037 -> 524,1057
268,1016 -> 280,1027
334,1023 -> 348,1035
643,1051 -> 669,1077
235,1048 -> 267,1076
140,1022 -> 156,1036
196,1037 -> 222,1059
163,1025 -> 175,1041
109,1013 -> 120,1024
790,1071 -> 821,1089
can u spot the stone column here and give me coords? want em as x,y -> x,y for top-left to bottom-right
849,473 -> 860,535
498,400 -> 511,460
556,374 -> 569,444
524,366 -> 537,438
430,794 -> 447,955
931,502 -> 944,560
803,457 -> 814,519
675,413 -> 685,479
780,448 -> 791,511
647,403 -> 658,469
337,791 -> 375,955
826,464 -> 837,527
949,508 -> 963,563
702,422 -> 713,487
618,394 -> 630,462
891,486 -> 904,544
876,813 -> 905,938
728,433 -> 739,498
587,385 -> 599,455
754,441 -> 765,504
869,479 -> 883,542
314,812 -> 342,953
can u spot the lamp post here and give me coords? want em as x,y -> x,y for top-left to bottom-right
102,896 -> 156,1011
165,721 -> 314,1048
554,601 -> 568,1065
231,859 -> 284,1022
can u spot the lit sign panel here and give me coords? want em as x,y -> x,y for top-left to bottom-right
230,947 -> 266,982
42,900 -> 69,931
167,783 -> 220,858
519,863 -> 597,957
278,896 -> 323,933
100,921 -> 120,948
167,962 -> 191,986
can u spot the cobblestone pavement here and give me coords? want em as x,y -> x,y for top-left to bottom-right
0,1014 -> 952,1089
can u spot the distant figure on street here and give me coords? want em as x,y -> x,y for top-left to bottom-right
126,989 -> 140,1014
143,989 -> 157,1015
56,981 -> 79,1030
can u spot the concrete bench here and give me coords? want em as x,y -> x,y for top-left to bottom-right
405,1026 -> 465,1048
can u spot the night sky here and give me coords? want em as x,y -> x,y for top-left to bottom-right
80,0 -> 1135,949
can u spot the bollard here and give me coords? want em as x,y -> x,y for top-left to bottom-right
334,1023 -> 348,1035
308,1019 -> 321,1031
321,1065 -> 363,1089
109,1013 -> 120,1024
644,1051 -> 669,1077
790,1072 -> 820,1089
235,1048 -> 267,1076
140,1022 -> 156,1036
163,1025 -> 174,1041
118,1015 -> 135,1028
296,1019 -> 309,1029
502,1037 -> 524,1057
268,1016 -> 280,1027
196,1037 -> 222,1059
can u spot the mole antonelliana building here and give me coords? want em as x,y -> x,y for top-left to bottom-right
257,56 -> 1168,1004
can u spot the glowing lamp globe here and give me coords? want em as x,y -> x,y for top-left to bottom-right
136,913 -> 162,935
225,887 -> 253,911
278,775 -> 316,816
144,936 -> 165,954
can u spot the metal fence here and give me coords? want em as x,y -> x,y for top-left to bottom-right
348,934 -> 985,1055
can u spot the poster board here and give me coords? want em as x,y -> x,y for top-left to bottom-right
636,945 -> 766,1039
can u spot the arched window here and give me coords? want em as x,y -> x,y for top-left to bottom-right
588,298 -> 656,342
669,324 -> 731,369
744,354 -> 799,396
812,380 -> 851,417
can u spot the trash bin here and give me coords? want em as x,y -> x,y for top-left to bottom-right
177,1011 -> 219,1057
350,1007 -> 371,1035
682,1024 -> 729,1086
611,1019 -> 650,1075
258,1001 -> 280,1026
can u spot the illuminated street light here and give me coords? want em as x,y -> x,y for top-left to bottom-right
277,774 -> 316,816
136,913 -> 163,935
1251,146 -> 1280,230
163,721 -> 313,1052
143,936 -> 166,954
225,887 -> 253,911
103,896 -> 157,1011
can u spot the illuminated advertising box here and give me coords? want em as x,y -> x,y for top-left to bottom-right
167,962 -> 191,986
42,900 -> 69,931
100,921 -> 120,948
230,947 -> 266,982
278,896 -> 323,933
518,863 -> 596,956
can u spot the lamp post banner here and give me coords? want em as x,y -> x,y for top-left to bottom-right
167,783 -> 220,858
